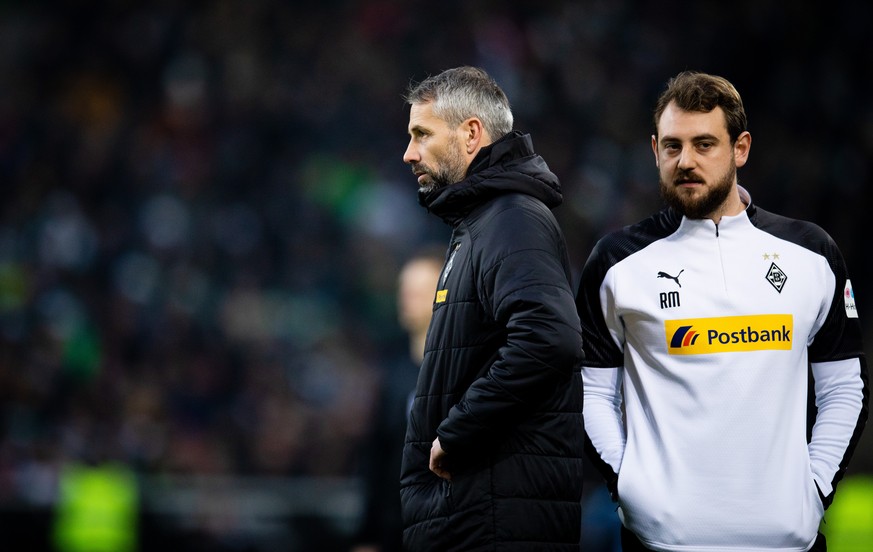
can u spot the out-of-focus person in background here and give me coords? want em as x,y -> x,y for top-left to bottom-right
352,249 -> 444,552
576,71 -> 868,552
819,473 -> 873,551
52,459 -> 139,552
399,66 -> 585,551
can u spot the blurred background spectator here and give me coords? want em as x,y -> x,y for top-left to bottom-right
352,248 -> 443,552
0,1 -> 869,550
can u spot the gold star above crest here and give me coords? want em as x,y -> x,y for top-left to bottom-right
763,253 -> 770,260
772,253 -> 780,260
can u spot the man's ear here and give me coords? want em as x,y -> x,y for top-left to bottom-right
462,117 -> 489,154
734,131 -> 751,168
651,134 -> 660,168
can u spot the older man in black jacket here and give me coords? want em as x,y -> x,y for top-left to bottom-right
399,66 -> 585,551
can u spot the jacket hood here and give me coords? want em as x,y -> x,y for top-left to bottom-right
419,131 -> 562,224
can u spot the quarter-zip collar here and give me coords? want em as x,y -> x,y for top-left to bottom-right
674,185 -> 754,237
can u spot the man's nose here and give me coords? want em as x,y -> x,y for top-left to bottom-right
677,147 -> 695,170
403,141 -> 419,164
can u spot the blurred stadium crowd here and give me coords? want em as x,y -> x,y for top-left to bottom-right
0,0 -> 871,548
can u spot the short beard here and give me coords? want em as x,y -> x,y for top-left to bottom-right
416,136 -> 468,194
660,162 -> 736,219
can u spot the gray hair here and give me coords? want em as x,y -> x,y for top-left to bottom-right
404,66 -> 513,140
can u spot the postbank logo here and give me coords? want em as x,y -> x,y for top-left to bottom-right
665,314 -> 793,355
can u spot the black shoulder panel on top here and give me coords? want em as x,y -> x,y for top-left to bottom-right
749,204 -> 864,363
747,204 -> 837,261
596,207 -> 684,268
575,208 -> 682,368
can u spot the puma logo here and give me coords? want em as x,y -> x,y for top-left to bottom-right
657,269 -> 684,288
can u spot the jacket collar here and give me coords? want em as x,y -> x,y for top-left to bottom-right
419,131 -> 561,224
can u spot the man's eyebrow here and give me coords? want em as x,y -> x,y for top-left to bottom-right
659,133 -> 721,143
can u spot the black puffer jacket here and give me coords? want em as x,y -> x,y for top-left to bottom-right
400,131 -> 585,551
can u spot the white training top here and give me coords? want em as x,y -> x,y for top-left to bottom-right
576,189 -> 867,552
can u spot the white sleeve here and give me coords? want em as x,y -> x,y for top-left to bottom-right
582,366 -> 625,473
809,358 -> 866,496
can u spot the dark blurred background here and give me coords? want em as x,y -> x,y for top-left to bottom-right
0,1 -> 870,550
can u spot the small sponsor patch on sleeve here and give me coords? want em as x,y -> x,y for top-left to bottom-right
436,289 -> 448,303
844,280 -> 858,318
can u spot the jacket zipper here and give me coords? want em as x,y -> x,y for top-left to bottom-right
443,479 -> 453,508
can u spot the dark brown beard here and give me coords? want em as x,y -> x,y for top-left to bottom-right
659,162 -> 736,219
